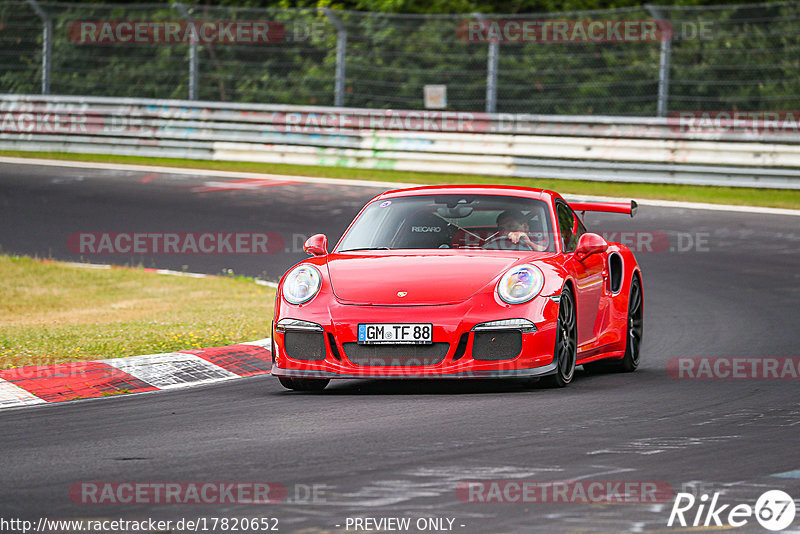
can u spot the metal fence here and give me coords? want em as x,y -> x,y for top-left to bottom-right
2,1 -> 800,116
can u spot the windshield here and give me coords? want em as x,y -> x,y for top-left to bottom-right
336,194 -> 555,253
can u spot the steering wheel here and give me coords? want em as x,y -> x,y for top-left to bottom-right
483,233 -> 548,251
483,235 -> 533,251
527,232 -> 549,250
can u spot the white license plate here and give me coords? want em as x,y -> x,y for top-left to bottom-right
358,323 -> 432,344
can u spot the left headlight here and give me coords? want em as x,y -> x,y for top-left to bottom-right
283,264 -> 322,304
497,264 -> 544,305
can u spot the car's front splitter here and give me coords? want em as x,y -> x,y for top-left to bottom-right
271,361 -> 557,380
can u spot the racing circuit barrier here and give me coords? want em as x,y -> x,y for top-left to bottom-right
2,94 -> 800,189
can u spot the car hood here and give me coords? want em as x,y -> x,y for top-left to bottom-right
326,251 -> 539,306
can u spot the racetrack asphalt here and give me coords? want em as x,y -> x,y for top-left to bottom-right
1,161 -> 799,533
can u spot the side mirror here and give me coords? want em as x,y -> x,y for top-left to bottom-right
575,233 -> 607,261
303,234 -> 328,257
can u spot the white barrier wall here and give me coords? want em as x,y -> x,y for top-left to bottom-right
2,94 -> 800,189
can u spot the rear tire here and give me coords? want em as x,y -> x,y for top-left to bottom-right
278,377 -> 330,391
619,275 -> 643,372
543,286 -> 577,388
583,275 -> 642,374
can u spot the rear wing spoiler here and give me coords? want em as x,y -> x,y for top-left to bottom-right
569,200 -> 638,218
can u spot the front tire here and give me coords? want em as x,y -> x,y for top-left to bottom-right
544,286 -> 577,387
278,377 -> 329,391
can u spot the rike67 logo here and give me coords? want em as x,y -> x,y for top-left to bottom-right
668,490 -> 796,531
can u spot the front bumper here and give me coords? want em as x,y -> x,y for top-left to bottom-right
271,364 -> 558,380
271,298 -> 559,379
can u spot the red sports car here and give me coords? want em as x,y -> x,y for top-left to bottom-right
271,185 -> 642,391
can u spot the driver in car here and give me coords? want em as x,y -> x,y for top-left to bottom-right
484,209 -> 542,250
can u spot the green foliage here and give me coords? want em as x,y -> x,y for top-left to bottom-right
1,1 -> 799,115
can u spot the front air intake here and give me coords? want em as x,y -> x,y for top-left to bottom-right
472,331 -> 522,361
284,331 -> 326,361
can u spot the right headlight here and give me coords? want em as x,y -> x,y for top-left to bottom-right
497,264 -> 544,305
283,264 -> 322,305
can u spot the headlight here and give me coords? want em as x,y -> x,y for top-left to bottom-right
283,264 -> 322,304
497,264 -> 544,305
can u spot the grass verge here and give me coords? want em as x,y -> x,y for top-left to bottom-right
2,150 -> 800,210
0,255 -> 273,368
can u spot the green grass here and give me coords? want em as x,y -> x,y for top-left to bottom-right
0,255 -> 274,368
2,150 -> 800,210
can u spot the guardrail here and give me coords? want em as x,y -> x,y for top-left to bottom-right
2,94 -> 800,189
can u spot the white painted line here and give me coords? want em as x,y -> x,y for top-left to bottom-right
62,261 -> 112,269
0,156 -> 418,189
101,352 -> 238,389
52,260 -> 281,286
772,469 -> 800,479
239,337 -> 272,349
153,269 -> 209,278
0,378 -> 47,408
2,155 -> 798,216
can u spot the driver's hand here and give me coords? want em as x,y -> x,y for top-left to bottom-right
509,231 -> 545,251
507,231 -> 530,245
